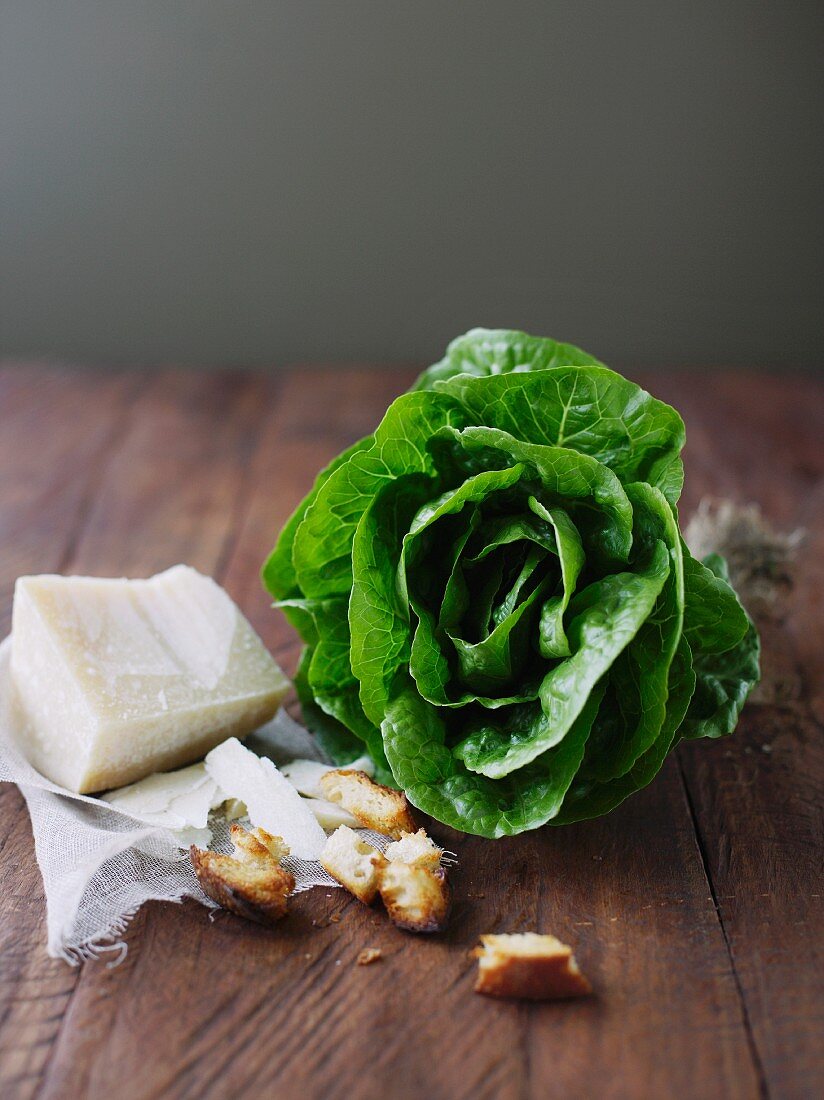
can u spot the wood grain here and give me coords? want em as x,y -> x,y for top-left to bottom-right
0,363 -> 821,1100
30,368 -> 273,1099
653,372 -> 824,1100
0,364 -> 145,1099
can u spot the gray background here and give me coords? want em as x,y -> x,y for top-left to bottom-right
1,1 -> 822,370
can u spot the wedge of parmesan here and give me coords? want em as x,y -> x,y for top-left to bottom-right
205,738 -> 326,860
11,566 -> 290,793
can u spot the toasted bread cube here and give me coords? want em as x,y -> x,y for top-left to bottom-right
384,828 -> 443,871
319,769 -> 417,839
473,933 -> 591,1000
189,823 -> 294,926
319,825 -> 387,905
378,862 -> 451,933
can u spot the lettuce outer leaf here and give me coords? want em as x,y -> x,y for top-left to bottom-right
294,391 -> 466,599
412,328 -> 605,390
263,328 -> 760,835
263,435 -> 375,601
553,635 -> 696,823
579,481 -> 685,783
381,674 -> 606,837
680,553 -> 760,739
438,366 -> 685,505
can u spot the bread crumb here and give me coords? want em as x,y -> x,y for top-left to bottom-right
357,948 -> 383,966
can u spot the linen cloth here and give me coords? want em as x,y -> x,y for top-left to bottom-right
0,638 -> 341,963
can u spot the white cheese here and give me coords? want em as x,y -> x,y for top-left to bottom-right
280,754 -> 374,799
302,797 -> 361,831
205,738 -> 326,860
102,763 -> 218,828
11,566 -> 290,793
217,796 -> 247,821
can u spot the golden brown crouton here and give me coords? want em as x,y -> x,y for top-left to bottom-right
319,769 -> 417,839
378,861 -> 451,933
473,933 -> 591,1000
384,828 -> 443,870
319,825 -> 387,905
189,823 -> 295,926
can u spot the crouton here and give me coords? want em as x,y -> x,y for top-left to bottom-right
319,769 -> 417,839
189,823 -> 295,926
384,828 -> 443,871
473,933 -> 591,1000
378,861 -> 451,933
319,825 -> 387,905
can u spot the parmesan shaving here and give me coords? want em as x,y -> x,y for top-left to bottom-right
205,738 -> 326,860
103,762 -> 219,844
302,797 -> 361,831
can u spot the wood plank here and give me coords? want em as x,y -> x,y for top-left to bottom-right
32,366 -> 419,1099
64,368 -> 271,578
1,365 -> 819,1099
38,368 -> 271,1098
0,364 -> 145,1100
32,366 -> 765,1100
35,768 -> 763,1100
220,367 -> 538,1099
0,364 -> 145,634
652,372 -> 824,1100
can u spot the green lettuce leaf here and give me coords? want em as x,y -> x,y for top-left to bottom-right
412,328 -> 605,390
680,553 -> 760,739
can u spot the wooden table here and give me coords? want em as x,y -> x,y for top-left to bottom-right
0,364 -> 821,1100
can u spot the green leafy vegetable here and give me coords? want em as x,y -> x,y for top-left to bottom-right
263,328 -> 760,837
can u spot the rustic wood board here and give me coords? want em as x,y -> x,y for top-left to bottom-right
0,363 -> 821,1100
